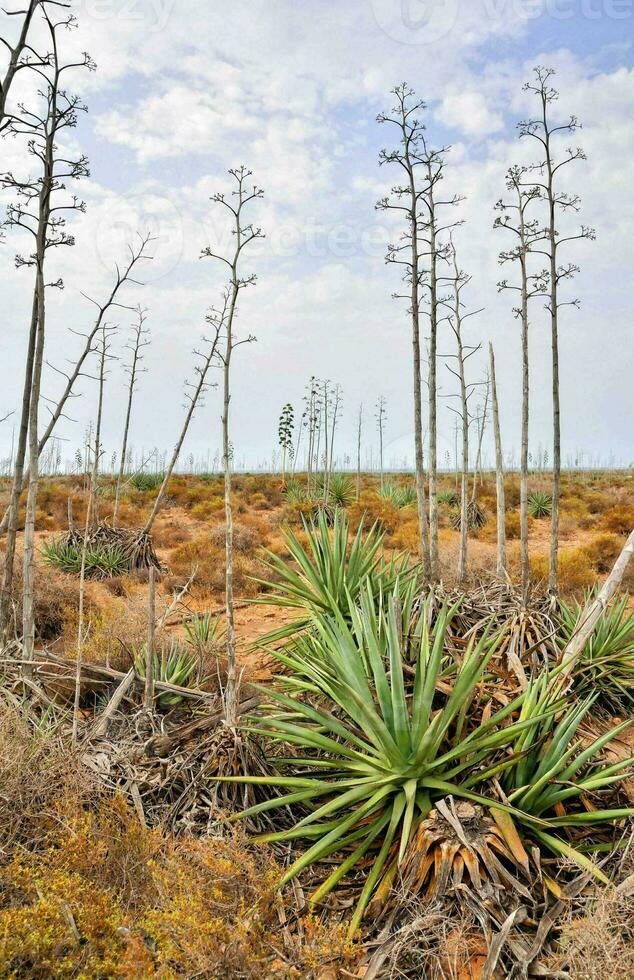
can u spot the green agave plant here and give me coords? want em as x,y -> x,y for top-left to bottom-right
225,589 -> 558,932
497,670 -> 634,878
282,477 -> 307,504
184,611 -> 225,651
134,644 -> 198,706
527,490 -> 552,519
42,538 -> 127,578
253,509 -> 417,645
378,480 -> 417,509
438,489 -> 459,507
557,593 -> 634,706
317,472 -> 356,508
131,471 -> 164,492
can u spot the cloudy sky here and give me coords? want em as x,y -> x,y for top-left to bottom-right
1,0 -> 633,472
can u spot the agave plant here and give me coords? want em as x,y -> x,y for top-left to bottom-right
317,472 -> 356,508
184,611 -> 225,681
527,490 -> 552,519
41,538 -> 81,574
42,538 -> 127,579
449,500 -> 487,530
131,471 -> 164,492
438,489 -> 459,507
378,480 -> 417,509
134,644 -> 198,707
557,593 -> 634,706
253,510 -> 416,645
495,671 -> 634,880
282,477 -> 307,504
226,590 -> 556,931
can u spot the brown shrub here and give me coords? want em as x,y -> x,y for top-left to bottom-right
347,493 -> 401,534
390,518 -> 421,553
190,498 -> 224,521
151,519 -> 192,550
168,536 -> 259,597
0,703 -> 88,856
4,553 -> 81,642
579,532 -> 624,573
0,786 -> 358,979
601,504 -> 634,535
209,523 -> 259,553
531,547 -> 595,595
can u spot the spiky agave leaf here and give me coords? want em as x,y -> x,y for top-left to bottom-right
378,481 -> 417,509
252,509 -> 417,645
527,490 -> 552,519
222,590 -> 556,932
557,592 -> 634,707
134,643 -> 198,706
496,671 -> 634,880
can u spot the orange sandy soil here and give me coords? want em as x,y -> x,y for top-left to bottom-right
3,469 -> 632,685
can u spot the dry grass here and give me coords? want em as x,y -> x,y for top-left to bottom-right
545,857 -> 634,979
0,709 -> 358,979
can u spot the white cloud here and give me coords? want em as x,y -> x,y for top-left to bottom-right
438,91 -> 505,136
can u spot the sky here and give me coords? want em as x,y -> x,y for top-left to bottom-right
1,0 -> 633,472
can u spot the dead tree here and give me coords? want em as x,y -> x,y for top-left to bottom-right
0,0 -> 51,136
0,8 -> 92,658
356,403 -> 363,501
86,323 -> 117,528
375,395 -> 387,489
202,165 -> 263,727
519,66 -> 595,594
376,86 -> 429,571
495,166 -> 546,600
377,84 -> 460,578
113,305 -> 150,525
443,242 -> 482,583
327,382 -> 342,492
471,373 -> 490,497
321,379 -> 331,499
303,377 -> 320,496
489,342 -> 507,578
0,233 -> 151,562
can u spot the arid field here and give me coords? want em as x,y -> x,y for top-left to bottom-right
1,469 -> 634,978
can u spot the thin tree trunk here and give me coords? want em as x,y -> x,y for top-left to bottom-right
489,343 -> 507,579
72,485 -> 92,741
322,380 -> 329,500
86,329 -> 108,529
0,291 -> 38,641
471,378 -> 490,504
428,190 -> 439,580
543,99 -> 560,596
22,300 -> 44,670
356,404 -> 362,501
113,311 -> 147,526
0,0 -> 40,132
144,565 -> 156,711
409,177 -> 431,575
222,284 -> 238,727
0,236 -> 151,537
519,241 -> 530,601
556,529 -> 634,690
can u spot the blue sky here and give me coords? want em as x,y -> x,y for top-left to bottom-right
1,0 -> 633,471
